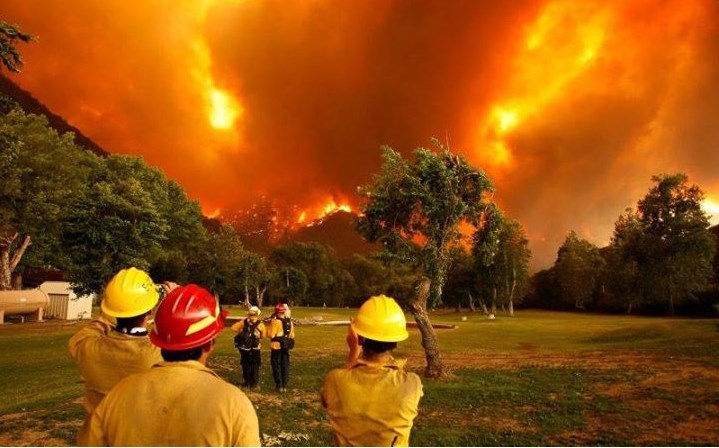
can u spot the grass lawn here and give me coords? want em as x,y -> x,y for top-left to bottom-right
1,307 -> 718,446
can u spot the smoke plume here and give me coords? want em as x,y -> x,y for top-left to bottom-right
3,0 -> 718,269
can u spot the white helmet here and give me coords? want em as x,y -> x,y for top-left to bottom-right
248,306 -> 261,316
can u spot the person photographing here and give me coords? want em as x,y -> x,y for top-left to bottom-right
320,295 -> 424,446
84,284 -> 261,446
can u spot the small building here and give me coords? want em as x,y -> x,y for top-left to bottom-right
39,281 -> 94,320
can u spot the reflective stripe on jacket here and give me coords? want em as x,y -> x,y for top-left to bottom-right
320,358 -> 423,447
85,360 -> 261,447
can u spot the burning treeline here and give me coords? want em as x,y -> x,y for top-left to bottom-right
3,0 -> 719,268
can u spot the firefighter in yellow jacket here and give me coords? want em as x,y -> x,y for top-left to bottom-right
231,306 -> 266,390
320,295 -> 424,447
267,303 -> 295,392
85,284 -> 261,446
68,267 -> 167,444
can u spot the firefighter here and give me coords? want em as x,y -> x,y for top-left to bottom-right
231,306 -> 266,390
85,284 -> 261,446
68,267 -> 167,445
320,295 -> 424,447
267,303 -> 295,392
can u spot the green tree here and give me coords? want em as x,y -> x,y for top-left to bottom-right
624,174 -> 716,315
62,155 -> 169,295
356,141 -> 494,378
186,224 -> 247,304
269,242 -> 348,306
160,181 -> 204,249
443,249 -> 482,312
606,209 -> 646,313
62,154 -> 206,295
554,231 -> 604,310
268,266 -> 308,306
341,254 -> 393,308
0,21 -> 35,73
482,217 -> 532,316
237,250 -> 272,307
0,109 -> 94,289
472,205 -> 505,315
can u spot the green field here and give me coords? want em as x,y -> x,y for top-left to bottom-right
1,308 -> 718,446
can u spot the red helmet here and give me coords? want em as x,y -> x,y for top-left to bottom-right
150,284 -> 227,351
275,303 -> 287,313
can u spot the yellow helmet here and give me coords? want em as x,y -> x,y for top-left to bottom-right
351,295 -> 409,342
101,267 -> 160,318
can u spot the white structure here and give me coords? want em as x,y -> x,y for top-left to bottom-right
0,289 -> 49,324
39,281 -> 94,320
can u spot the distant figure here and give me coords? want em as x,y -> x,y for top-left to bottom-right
267,304 -> 295,392
232,306 -> 266,390
85,284 -> 260,446
321,295 -> 424,446
488,313 -> 496,320
68,267 -> 165,445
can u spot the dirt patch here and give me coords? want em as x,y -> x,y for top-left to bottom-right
0,428 -> 67,447
425,349 -> 714,372
410,350 -> 719,446
0,411 -> 73,447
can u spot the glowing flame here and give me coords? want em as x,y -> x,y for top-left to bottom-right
476,1 -> 609,172
204,207 -> 222,219
297,199 -> 353,224
495,107 -> 519,134
701,198 -> 719,219
322,200 -> 352,216
209,88 -> 242,130
190,33 -> 244,132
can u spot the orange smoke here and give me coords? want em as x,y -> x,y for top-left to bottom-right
2,0 -> 718,271
475,1 -> 609,173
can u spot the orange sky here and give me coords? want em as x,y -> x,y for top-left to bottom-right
3,0 -> 719,270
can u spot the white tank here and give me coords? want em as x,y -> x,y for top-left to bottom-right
0,289 -> 49,323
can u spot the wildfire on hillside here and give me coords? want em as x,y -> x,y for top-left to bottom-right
3,0 -> 718,269
298,199 -> 353,225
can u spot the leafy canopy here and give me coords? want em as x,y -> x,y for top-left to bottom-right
357,140 -> 494,307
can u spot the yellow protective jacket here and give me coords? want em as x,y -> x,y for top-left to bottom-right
231,317 -> 266,349
85,360 -> 261,447
320,358 -> 424,447
266,316 -> 295,350
68,315 -> 162,414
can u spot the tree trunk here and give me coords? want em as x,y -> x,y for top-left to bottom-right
626,302 -> 633,314
491,288 -> 497,315
0,233 -> 31,290
256,286 -> 266,308
429,272 -> 445,309
12,273 -> 22,289
410,278 -> 447,378
467,292 -> 476,312
0,246 -> 11,290
508,266 -> 516,317
668,289 -> 675,316
478,297 -> 488,314
243,281 -> 251,307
